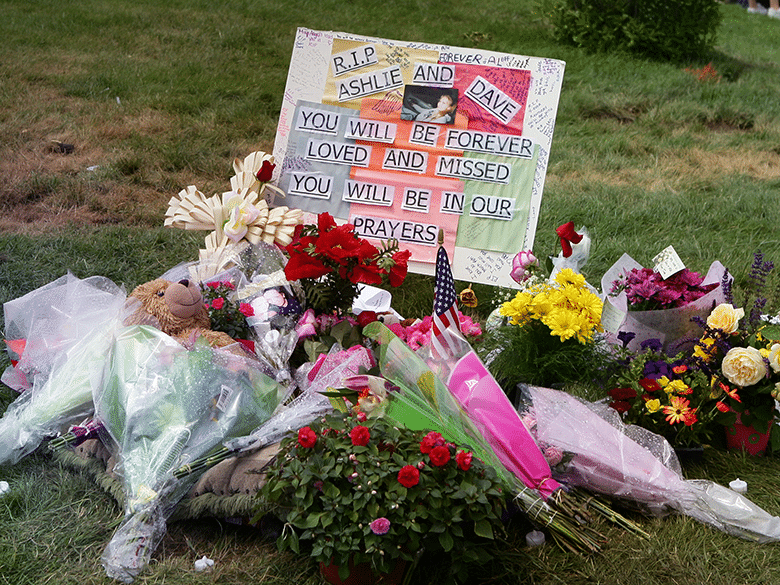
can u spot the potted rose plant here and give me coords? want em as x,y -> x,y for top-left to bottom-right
693,301 -> 780,455
258,411 -> 507,584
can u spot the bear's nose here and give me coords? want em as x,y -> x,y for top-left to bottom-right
179,279 -> 190,287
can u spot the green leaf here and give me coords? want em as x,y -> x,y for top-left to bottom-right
301,512 -> 323,529
474,518 -> 495,539
439,531 -> 454,552
760,325 -> 780,342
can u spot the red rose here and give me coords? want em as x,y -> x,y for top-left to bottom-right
555,221 -> 583,258
456,450 -> 473,471
350,425 -> 370,447
397,465 -> 420,488
297,426 -> 317,448
239,302 -> 254,317
429,445 -> 451,467
256,160 -> 275,182
210,297 -> 225,310
419,431 -> 444,454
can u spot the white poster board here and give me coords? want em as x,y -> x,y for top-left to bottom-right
273,28 -> 565,287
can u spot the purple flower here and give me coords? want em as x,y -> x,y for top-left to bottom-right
617,331 -> 636,348
643,360 -> 671,379
640,338 -> 663,353
370,517 -> 391,535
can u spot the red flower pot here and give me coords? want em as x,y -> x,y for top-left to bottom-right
319,556 -> 407,585
725,414 -> 773,456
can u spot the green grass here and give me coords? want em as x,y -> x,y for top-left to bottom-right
2,0 -> 780,583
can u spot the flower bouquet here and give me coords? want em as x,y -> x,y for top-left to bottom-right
96,325 -> 285,582
0,273 -> 127,465
602,252 -> 728,353
201,280 -> 255,343
362,322 -> 641,554
522,384 -> 780,543
260,410 -> 506,584
693,291 -> 780,454
481,267 -> 608,390
283,212 -> 410,316
605,339 -> 720,448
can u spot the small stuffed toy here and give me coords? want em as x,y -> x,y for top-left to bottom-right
123,278 -> 238,349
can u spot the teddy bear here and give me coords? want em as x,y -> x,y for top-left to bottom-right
122,278 -> 238,349
76,277 -> 278,497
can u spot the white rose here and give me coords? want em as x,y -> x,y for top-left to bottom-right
722,347 -> 767,387
706,303 -> 744,334
768,343 -> 780,373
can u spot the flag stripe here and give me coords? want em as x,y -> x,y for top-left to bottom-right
431,244 -> 461,359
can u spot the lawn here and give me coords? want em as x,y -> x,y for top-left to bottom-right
1,0 -> 780,583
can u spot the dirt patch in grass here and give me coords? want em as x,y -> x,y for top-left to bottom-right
548,146 -> 780,191
0,86 -> 190,234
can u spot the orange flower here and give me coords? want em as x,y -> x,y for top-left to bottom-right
720,381 -> 742,403
663,396 -> 692,425
716,401 -> 732,413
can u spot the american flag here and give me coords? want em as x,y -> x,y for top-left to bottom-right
431,243 -> 462,359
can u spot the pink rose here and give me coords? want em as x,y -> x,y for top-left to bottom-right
370,517 -> 391,535
510,250 -> 539,283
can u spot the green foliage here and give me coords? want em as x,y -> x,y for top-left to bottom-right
549,0 -> 722,62
479,320 -> 611,391
258,412 -> 506,583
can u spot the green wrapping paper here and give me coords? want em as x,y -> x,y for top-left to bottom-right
363,321 -> 514,488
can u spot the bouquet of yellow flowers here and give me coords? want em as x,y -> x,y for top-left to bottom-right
500,268 -> 603,344
481,268 -> 608,391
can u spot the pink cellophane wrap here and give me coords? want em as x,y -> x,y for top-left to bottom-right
446,351 -> 560,499
526,385 -> 780,542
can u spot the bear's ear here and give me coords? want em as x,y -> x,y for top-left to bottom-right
123,280 -> 169,327
122,297 -> 162,328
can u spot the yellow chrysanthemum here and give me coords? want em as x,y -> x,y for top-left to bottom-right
645,399 -> 661,413
544,309 -> 583,342
555,268 -> 587,289
577,292 -> 603,323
